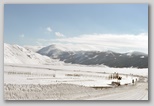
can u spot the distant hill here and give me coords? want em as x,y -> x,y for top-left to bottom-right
4,43 -> 64,65
37,44 -> 148,68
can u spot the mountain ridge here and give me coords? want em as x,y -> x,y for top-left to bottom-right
37,44 -> 148,68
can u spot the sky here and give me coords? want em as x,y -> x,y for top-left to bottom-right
4,4 -> 148,53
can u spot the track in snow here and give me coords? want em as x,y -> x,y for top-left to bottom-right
83,83 -> 148,100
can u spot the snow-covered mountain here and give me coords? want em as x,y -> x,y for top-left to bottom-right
36,45 -> 64,59
4,43 -> 148,68
4,43 -> 63,65
37,44 -> 148,68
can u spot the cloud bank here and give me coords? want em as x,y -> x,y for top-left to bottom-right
36,33 -> 148,53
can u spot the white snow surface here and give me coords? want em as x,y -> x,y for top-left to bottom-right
4,43 -> 64,65
4,63 -> 148,87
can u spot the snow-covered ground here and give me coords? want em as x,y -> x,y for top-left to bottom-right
4,63 -> 148,100
4,43 -> 148,100
4,64 -> 147,87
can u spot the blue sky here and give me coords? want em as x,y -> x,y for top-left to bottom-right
4,4 -> 148,53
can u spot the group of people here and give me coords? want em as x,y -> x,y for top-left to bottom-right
132,78 -> 138,85
108,72 -> 121,80
108,72 -> 138,85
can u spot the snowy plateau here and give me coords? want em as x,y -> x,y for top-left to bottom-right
4,43 -> 148,100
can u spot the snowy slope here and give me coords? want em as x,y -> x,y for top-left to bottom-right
4,43 -> 63,65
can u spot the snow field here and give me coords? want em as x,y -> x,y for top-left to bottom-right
4,64 -> 146,87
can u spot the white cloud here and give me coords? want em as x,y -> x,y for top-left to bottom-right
36,33 -> 148,53
46,27 -> 52,32
55,32 -> 64,37
19,34 -> 24,38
